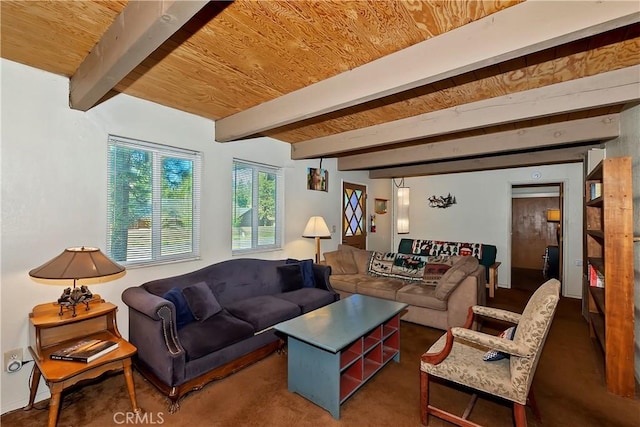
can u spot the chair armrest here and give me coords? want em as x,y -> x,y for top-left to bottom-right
451,328 -> 532,358
472,305 -> 521,324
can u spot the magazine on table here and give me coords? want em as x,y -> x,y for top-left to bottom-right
50,338 -> 118,363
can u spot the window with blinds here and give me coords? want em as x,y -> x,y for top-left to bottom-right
107,135 -> 201,266
232,159 -> 283,253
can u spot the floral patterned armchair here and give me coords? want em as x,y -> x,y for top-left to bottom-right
420,279 -> 561,426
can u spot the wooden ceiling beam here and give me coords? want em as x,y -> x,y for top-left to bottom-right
69,0 -> 209,111
215,0 -> 639,142
292,65 -> 639,159
368,145 -> 600,179
338,115 -> 620,170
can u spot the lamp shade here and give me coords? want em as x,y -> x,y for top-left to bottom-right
546,209 -> 561,222
302,216 -> 331,238
397,187 -> 410,234
29,247 -> 125,280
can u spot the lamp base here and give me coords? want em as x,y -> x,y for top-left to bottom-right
57,285 -> 94,317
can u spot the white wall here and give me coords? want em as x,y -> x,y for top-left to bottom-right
604,103 -> 640,384
391,164 -> 585,298
0,59 -> 388,413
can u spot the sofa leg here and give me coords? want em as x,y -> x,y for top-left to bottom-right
276,339 -> 287,355
167,396 -> 180,414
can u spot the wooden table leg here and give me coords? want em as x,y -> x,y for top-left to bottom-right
24,365 -> 41,410
122,358 -> 140,413
48,383 -> 63,427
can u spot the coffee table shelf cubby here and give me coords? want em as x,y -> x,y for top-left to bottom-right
274,295 -> 407,419
340,315 -> 400,402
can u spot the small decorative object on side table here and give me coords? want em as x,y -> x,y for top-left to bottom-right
25,295 -> 140,427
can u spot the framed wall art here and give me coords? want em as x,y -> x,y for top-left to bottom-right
374,198 -> 388,214
307,168 -> 328,192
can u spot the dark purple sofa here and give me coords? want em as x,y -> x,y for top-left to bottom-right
121,258 -> 338,412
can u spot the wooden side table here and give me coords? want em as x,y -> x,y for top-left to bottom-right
25,295 -> 140,427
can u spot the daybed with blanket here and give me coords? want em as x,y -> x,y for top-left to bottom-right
398,238 -> 501,298
121,258 -> 338,412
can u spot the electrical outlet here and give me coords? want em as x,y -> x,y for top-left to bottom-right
4,348 -> 23,373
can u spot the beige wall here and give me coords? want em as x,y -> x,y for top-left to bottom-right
0,59 -> 389,413
603,103 -> 640,384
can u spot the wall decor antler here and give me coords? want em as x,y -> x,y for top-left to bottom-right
428,193 -> 457,209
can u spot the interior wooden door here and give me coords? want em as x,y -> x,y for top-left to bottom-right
342,182 -> 367,249
511,196 -> 560,269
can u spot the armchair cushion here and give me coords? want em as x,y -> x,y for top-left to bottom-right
162,287 -> 195,330
182,281 -> 223,321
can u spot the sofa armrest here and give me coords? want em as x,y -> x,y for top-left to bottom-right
121,287 -> 185,357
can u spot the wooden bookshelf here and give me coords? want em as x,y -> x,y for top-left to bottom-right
584,157 -> 634,398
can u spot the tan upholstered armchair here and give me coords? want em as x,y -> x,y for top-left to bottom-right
420,279 -> 561,427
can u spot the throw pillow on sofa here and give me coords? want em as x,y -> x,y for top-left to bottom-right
277,264 -> 304,292
162,287 -> 195,330
434,256 -> 479,300
422,255 -> 457,282
324,250 -> 358,274
285,258 -> 316,288
182,281 -> 223,321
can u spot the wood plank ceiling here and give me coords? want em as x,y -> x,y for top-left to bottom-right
2,0 -> 639,177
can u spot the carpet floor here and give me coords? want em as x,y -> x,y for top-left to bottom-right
3,285 -> 639,427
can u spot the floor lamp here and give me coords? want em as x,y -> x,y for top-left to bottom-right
303,216 -> 331,263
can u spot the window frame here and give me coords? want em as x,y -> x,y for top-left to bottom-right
107,135 -> 201,267
232,159 -> 283,254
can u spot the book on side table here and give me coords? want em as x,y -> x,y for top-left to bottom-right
50,338 -> 118,363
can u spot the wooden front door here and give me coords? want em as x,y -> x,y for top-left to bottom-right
342,182 -> 367,249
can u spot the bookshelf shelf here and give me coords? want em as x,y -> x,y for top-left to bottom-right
583,157 -> 634,398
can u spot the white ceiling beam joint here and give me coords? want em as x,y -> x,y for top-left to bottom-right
70,0 -> 209,111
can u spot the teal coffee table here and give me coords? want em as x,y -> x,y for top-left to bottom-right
274,294 -> 408,419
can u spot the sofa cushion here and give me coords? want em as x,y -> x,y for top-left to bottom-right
277,264 -> 304,292
274,288 -> 337,313
324,250 -> 358,274
329,273 -> 368,293
162,287 -> 195,330
356,277 -> 407,300
396,284 -> 447,311
178,310 -> 255,361
338,244 -> 373,273
226,295 -> 301,331
182,281 -> 223,321
435,256 -> 480,300
368,251 -> 428,282
285,258 -> 316,288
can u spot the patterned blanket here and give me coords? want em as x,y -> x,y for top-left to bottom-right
411,239 -> 483,259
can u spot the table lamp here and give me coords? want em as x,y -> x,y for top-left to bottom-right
303,216 -> 331,263
29,246 -> 125,317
